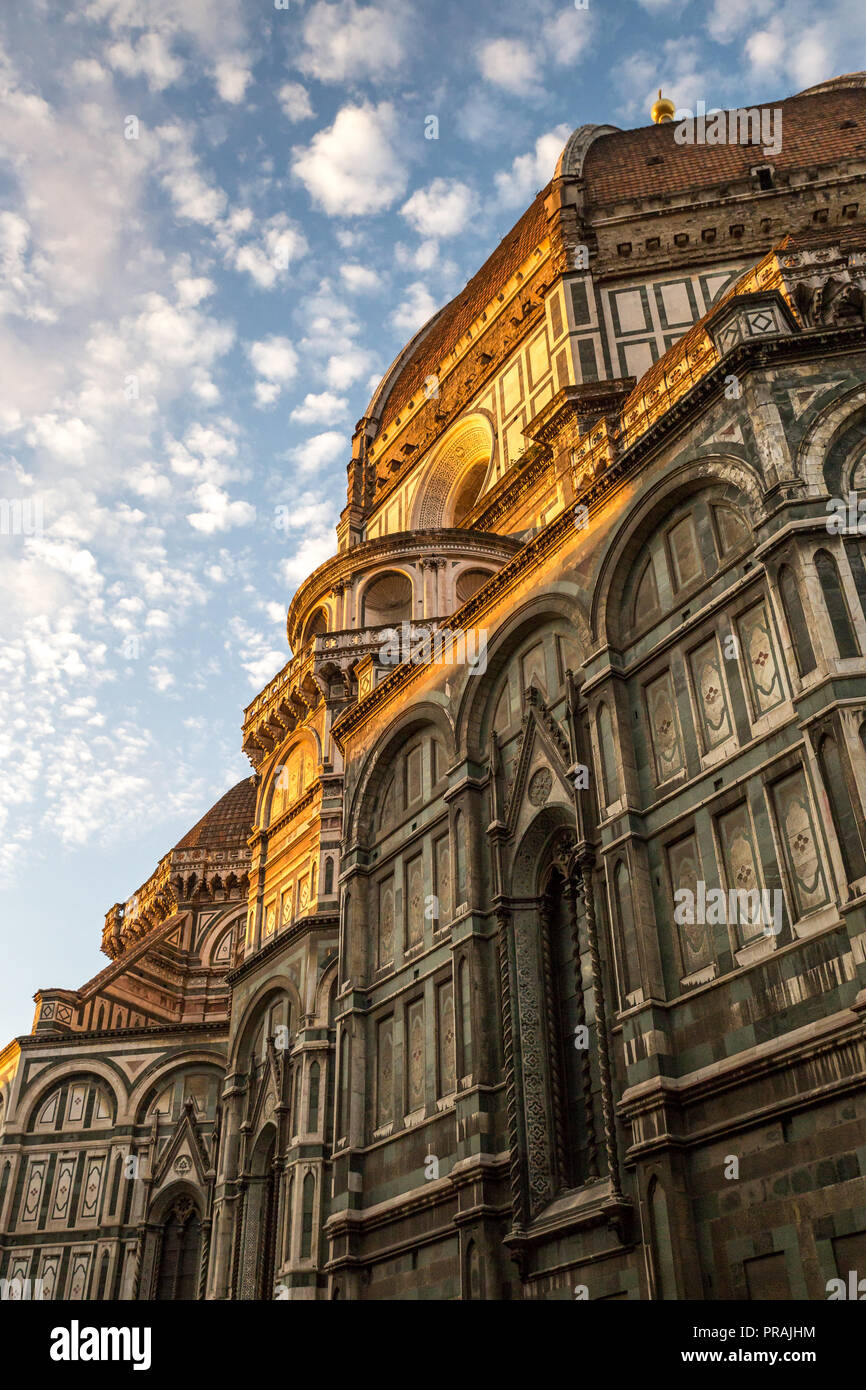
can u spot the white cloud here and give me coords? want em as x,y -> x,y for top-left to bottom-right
494,125 -> 570,207
401,179 -> 479,239
340,262 -> 382,293
746,24 -> 784,72
281,534 -> 338,587
186,482 -> 256,533
291,102 -> 407,216
25,415 -> 99,466
213,57 -> 252,104
707,0 -> 774,43
158,124 -> 228,226
543,7 -> 594,64
395,239 -> 439,272
477,38 -> 539,97
297,0 -> 407,84
227,616 -> 286,686
477,14 -> 594,100
247,336 -> 299,405
287,431 -> 347,474
615,40 -> 714,121
223,213 -> 308,289
390,281 -> 438,336
106,31 -> 184,91
174,274 -> 216,307
325,347 -> 377,389
279,81 -> 314,122
290,392 -> 349,425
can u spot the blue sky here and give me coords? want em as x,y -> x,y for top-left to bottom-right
1,0 -> 863,1040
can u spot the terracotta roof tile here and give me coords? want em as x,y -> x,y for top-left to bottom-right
583,88 -> 866,207
173,777 -> 257,854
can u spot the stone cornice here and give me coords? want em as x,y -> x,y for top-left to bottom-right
15,1021 -> 228,1051
226,910 -> 338,986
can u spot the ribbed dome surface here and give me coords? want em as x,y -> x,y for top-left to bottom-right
173,777 -> 257,853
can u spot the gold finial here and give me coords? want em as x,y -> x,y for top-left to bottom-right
651,88 -> 676,124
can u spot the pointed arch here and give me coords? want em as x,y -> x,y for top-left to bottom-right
814,548 -> 859,657
778,564 -> 817,676
456,597 -> 590,761
647,1176 -> 678,1300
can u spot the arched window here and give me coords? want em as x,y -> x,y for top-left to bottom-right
455,567 -> 493,606
0,1160 -> 10,1219
95,1251 -> 110,1301
613,860 -> 641,1000
818,733 -> 866,882
300,1173 -> 315,1260
283,1172 -> 294,1263
648,1179 -> 677,1300
327,978 -> 337,1028
154,1197 -> 202,1300
338,1031 -> 350,1138
459,958 -> 472,1078
454,811 -> 467,903
632,556 -> 660,628
815,550 -> 859,658
308,1062 -> 320,1132
596,702 -> 618,808
303,608 -> 328,644
291,1064 -> 301,1135
449,463 -> 487,526
109,1152 -> 123,1215
465,1239 -> 483,1300
254,1132 -> 279,1300
541,870 -> 585,1190
323,857 -> 334,896
362,571 -> 412,627
778,564 -> 817,676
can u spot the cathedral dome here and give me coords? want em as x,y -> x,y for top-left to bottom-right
794,72 -> 866,96
173,776 -> 257,854
362,187 -> 550,436
577,82 -> 866,207
361,77 -> 865,445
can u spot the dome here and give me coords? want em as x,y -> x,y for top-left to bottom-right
362,77 -> 866,443
362,187 -> 550,434
795,72 -> 866,96
173,777 -> 257,854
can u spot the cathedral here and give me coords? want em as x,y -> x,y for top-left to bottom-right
3,72 -> 866,1302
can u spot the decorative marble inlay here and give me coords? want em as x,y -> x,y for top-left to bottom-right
772,769 -> 829,918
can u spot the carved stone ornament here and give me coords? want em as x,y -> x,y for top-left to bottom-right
527,767 -> 553,806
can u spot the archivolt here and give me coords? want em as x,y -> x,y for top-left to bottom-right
456,594 -> 588,761
410,414 -> 494,530
796,385 -> 866,496
590,453 -> 764,647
